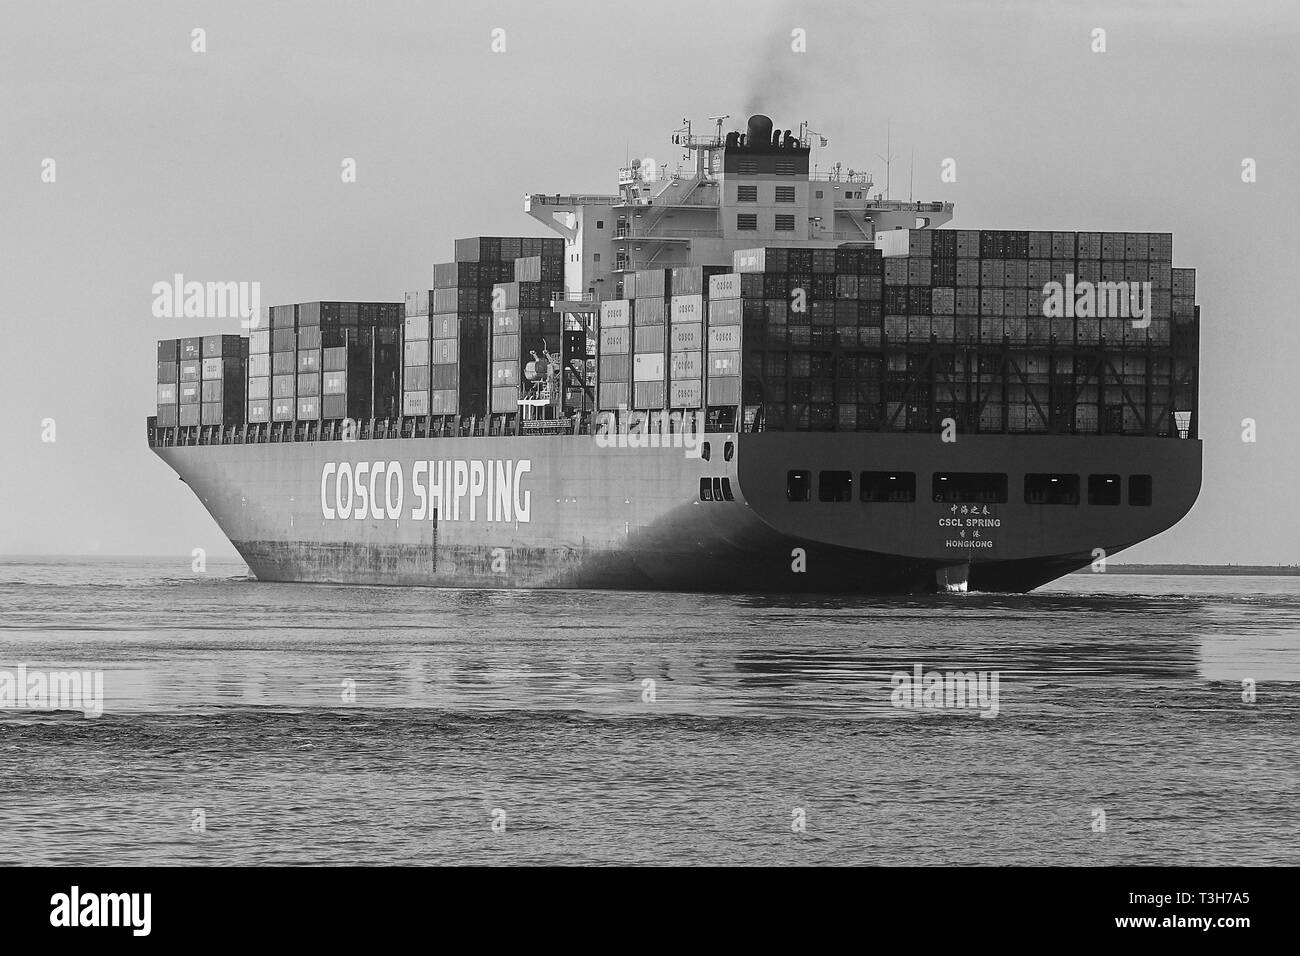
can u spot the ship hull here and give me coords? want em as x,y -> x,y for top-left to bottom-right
151,431 -> 1201,593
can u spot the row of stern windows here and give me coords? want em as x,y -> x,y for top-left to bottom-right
785,471 -> 1154,506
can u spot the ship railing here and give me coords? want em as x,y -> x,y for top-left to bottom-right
526,192 -> 620,206
552,291 -> 597,302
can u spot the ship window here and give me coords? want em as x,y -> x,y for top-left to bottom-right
818,470 -> 853,502
699,477 -> 713,501
737,214 -> 758,231
775,214 -> 796,232
860,471 -> 916,503
775,160 -> 796,175
787,470 -> 812,502
932,472 -> 1008,504
1024,473 -> 1079,505
596,220 -> 604,229
845,191 -> 853,200
737,185 -> 758,202
1088,474 -> 1121,505
775,186 -> 796,203
713,477 -> 724,500
815,190 -> 824,199
701,441 -> 711,461
721,477 -> 735,501
737,160 -> 758,176
723,440 -> 734,461
1129,474 -> 1153,506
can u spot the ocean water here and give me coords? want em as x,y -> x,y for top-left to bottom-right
0,557 -> 1297,866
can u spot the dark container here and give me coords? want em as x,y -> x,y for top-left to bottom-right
179,404 -> 200,427
201,334 -> 244,358
270,304 -> 297,329
157,339 -> 179,362
271,351 -> 296,375
180,337 -> 202,360
156,404 -> 179,427
157,361 -> 178,384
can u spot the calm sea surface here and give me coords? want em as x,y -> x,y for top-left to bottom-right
1,557 -> 1297,866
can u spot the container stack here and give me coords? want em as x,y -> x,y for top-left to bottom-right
156,339 -> 180,428
409,253 -> 510,418
596,299 -> 631,410
489,267 -> 565,413
178,336 -> 203,427
628,268 -> 670,410
730,245 -> 887,430
247,323 -> 271,423
269,304 -> 298,424
200,334 -> 247,426
668,267 -> 724,410
294,302 -> 402,423
692,231 -> 1194,434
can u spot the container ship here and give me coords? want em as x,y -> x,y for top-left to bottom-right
148,113 -> 1202,593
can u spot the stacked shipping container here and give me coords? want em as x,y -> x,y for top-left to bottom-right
709,231 -> 1193,435
156,339 -> 180,427
200,334 -> 247,425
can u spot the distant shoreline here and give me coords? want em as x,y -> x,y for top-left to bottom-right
1073,565 -> 1300,576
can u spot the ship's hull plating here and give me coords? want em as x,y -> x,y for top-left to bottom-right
151,433 -> 1201,593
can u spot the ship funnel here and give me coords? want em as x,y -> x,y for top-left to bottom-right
746,114 -> 773,147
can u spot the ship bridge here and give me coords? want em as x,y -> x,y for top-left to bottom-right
524,112 -> 954,301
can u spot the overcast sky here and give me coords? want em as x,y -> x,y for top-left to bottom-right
1,0 -> 1297,565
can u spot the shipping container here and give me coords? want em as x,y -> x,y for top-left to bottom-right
272,374 -> 295,399
432,364 -> 459,389
180,337 -> 202,359
179,361 -> 202,382
670,380 -> 703,409
157,339 -> 180,363
600,326 -> 630,354
490,387 -> 519,414
431,313 -> 460,339
670,323 -> 702,351
403,365 -> 431,391
247,401 -> 270,424
633,353 -> 665,382
598,382 -> 631,410
670,294 -> 705,323
513,255 -> 564,283
157,361 -> 178,384
599,354 -> 631,381
271,328 -> 295,352
633,268 -> 669,298
157,383 -> 177,404
491,361 -> 520,387
600,300 -> 631,327
404,340 -> 430,367
405,290 -> 431,316
492,334 -> 521,361
180,404 -> 200,427
270,305 -> 296,329
247,376 -> 270,400
708,350 -> 741,377
709,273 -> 742,299
634,297 -> 666,324
634,324 -> 666,353
402,391 -> 430,416
297,373 -> 320,397
707,376 -> 742,405
670,351 -> 703,379
156,404 -> 179,427
201,334 -> 243,358
633,381 -> 666,409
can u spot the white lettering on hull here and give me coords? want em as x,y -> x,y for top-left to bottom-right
321,459 -> 532,523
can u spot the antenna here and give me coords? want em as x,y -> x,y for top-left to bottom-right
909,146 -> 914,202
874,120 -> 896,201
